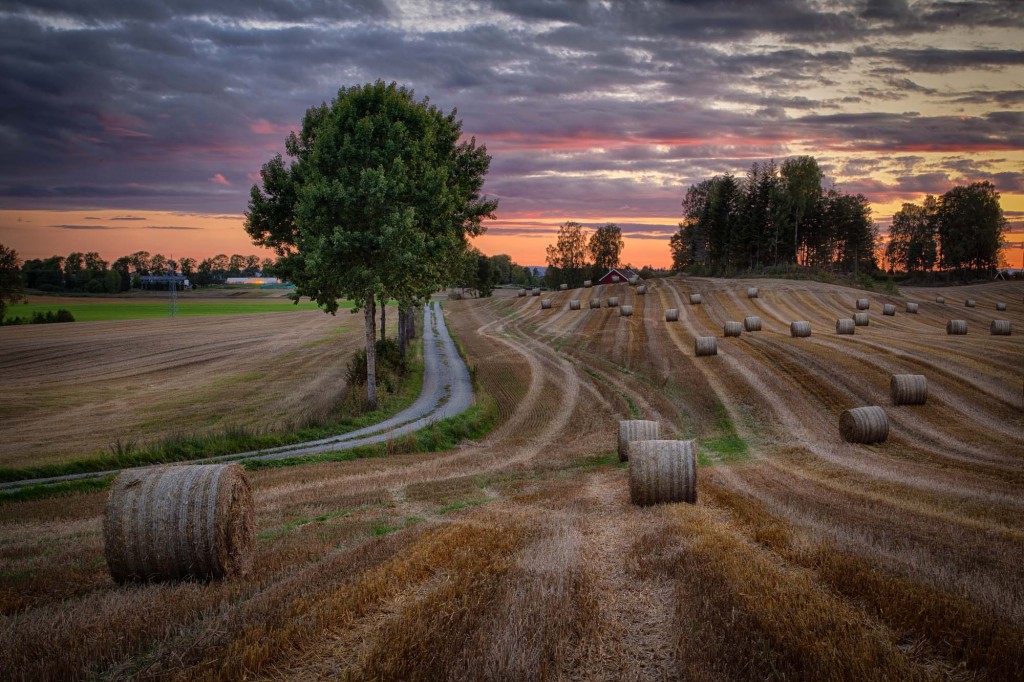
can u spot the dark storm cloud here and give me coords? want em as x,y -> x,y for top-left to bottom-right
0,0 -> 1021,227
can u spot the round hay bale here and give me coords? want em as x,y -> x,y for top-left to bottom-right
531,288 -> 541,297
689,294 -> 702,305
695,336 -> 718,356
618,419 -> 660,462
839,406 -> 889,444
964,299 -> 976,308
935,296 -> 945,304
995,302 -> 1006,311
790,321 -> 812,337
991,320 -> 1012,336
836,318 -> 855,335
853,312 -> 869,326
584,280 -> 592,288
559,283 -> 568,291
747,287 -> 759,298
946,319 -> 967,335
517,289 -> 526,297
611,274 -> 621,283
637,285 -> 647,295
723,321 -> 742,337
743,316 -> 762,332
541,298 -> 552,309
608,297 -> 619,307
665,308 -> 679,322
882,303 -> 896,316
620,305 -> 633,317
890,374 -> 927,405
629,276 -> 639,285
104,464 -> 255,583
590,298 -> 602,309
906,302 -> 919,314
569,299 -> 581,310
856,298 -> 870,310
629,440 -> 697,506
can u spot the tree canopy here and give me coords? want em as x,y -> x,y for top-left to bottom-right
588,223 -> 624,271
245,81 -> 496,407
545,221 -> 590,288
0,243 -> 25,323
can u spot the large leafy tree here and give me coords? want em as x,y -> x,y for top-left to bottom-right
781,156 -> 824,264
588,223 -> 624,271
0,243 -> 25,323
937,181 -> 1007,277
545,220 -> 590,288
245,81 -> 496,408
886,197 -> 938,274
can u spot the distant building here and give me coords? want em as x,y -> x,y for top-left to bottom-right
139,274 -> 188,289
596,268 -> 640,285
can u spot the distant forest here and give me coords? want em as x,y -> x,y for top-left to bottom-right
670,155 -> 1008,280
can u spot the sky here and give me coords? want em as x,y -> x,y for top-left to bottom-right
1,0 -> 1022,269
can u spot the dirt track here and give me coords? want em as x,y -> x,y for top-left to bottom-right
1,276 -> 1022,680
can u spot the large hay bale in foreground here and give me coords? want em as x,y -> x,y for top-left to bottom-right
584,280 -> 592,288
965,299 -> 976,308
853,312 -> 869,326
891,374 -> 927,405
790,321 -> 811,337
991,320 -> 1012,336
947,319 -> 968,335
620,305 -> 633,317
629,440 -> 697,506
590,298 -> 602,309
723,321 -> 742,337
856,298 -> 869,310
637,285 -> 647,295
569,299 -> 581,310
935,296 -> 945,304
608,297 -> 619,307
836,318 -> 855,335
747,287 -> 758,298
695,336 -> 718,356
665,308 -> 679,322
104,464 -> 255,583
689,294 -> 702,305
744,316 -> 762,332
995,302 -> 1006,311
839,406 -> 889,444
559,283 -> 568,291
882,304 -> 896,316
906,302 -> 919,314
618,419 -> 660,462
541,299 -> 552,309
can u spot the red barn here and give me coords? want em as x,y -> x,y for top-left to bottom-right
596,268 -> 640,285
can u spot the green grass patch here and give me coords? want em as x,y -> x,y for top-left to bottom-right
698,403 -> 751,465
3,298 -> 333,323
581,366 -> 641,418
0,475 -> 116,504
438,498 -> 489,514
571,452 -> 623,469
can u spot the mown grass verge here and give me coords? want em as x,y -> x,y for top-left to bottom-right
0,475 -> 117,504
0,340 -> 426,484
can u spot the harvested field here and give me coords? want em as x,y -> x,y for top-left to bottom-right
1,276 -> 1022,681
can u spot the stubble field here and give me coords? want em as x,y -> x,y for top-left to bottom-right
1,275 -> 1022,680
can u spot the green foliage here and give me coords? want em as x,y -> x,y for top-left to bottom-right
347,338 -> 408,394
0,475 -> 116,505
0,243 -> 25,323
545,220 -> 590,288
936,181 -> 1007,277
588,223 -> 624,270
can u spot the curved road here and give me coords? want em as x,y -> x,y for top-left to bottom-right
0,302 -> 473,491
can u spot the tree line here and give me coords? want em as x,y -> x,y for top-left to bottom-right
670,156 -> 878,277
884,181 -> 1007,278
543,222 -> 625,288
16,250 -> 279,293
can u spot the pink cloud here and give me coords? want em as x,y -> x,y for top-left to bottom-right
210,173 -> 231,186
249,119 -> 293,136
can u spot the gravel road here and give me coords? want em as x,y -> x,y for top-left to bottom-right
0,302 -> 474,491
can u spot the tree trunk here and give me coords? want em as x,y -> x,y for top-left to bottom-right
407,305 -> 416,339
380,296 -> 386,342
397,306 -> 407,358
364,293 -> 377,409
